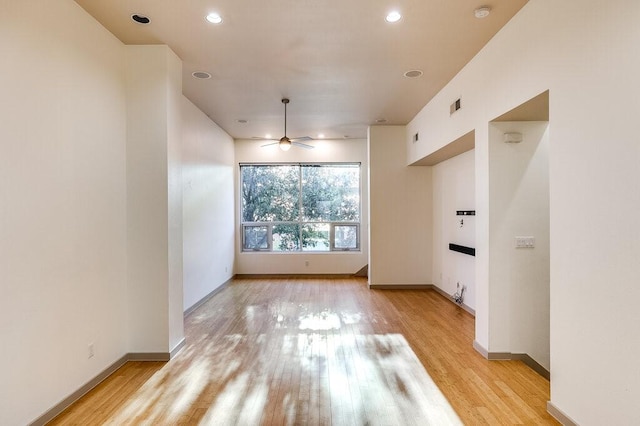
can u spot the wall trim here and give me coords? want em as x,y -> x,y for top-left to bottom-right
170,338 -> 186,358
512,353 -> 550,380
369,284 -> 433,290
127,352 -> 171,362
473,340 -> 550,380
184,277 -> 233,317
235,273 -> 355,279
29,354 -> 128,426
29,347 -> 185,426
473,340 -> 489,358
369,284 -> 476,316
428,284 -> 476,316
547,401 -> 579,426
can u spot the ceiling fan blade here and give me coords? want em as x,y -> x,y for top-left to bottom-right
292,141 -> 314,149
290,136 -> 313,142
261,141 -> 279,147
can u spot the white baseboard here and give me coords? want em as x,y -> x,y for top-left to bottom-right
547,401 -> 579,425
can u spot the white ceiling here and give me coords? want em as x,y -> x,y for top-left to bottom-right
75,0 -> 528,140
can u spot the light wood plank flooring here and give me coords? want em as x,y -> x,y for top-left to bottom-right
50,277 -> 558,425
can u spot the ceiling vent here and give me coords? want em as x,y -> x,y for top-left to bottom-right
503,132 -> 523,143
192,71 -> 212,79
450,98 -> 462,115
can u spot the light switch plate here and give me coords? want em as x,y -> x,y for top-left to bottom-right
515,236 -> 535,248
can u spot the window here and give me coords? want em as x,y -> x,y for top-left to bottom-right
241,163 -> 360,252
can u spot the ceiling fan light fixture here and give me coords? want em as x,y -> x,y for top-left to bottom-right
279,138 -> 292,151
260,98 -> 314,150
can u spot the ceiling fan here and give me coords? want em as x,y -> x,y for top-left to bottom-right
261,98 -> 314,151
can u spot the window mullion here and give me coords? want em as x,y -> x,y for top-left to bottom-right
298,165 -> 303,251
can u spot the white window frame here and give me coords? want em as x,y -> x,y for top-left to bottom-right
240,163 -> 361,253
330,223 -> 360,251
242,223 -> 272,251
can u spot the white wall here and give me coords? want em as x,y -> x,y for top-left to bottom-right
369,126 -> 432,285
0,2 -> 128,424
407,0 -> 640,423
1,2 -> 234,423
431,150 -> 475,309
182,97 -> 235,310
166,46 -> 185,353
125,45 -> 185,353
234,138 -> 368,274
489,122 -> 550,369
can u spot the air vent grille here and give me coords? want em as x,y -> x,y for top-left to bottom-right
450,98 -> 461,115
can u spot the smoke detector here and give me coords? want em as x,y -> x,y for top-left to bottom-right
474,7 -> 491,18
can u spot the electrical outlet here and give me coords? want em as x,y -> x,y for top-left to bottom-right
88,343 -> 94,359
305,260 -> 310,267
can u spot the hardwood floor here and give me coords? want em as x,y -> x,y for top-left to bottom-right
49,277 -> 558,425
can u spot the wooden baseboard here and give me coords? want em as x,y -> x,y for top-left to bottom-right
473,340 -> 550,380
428,285 -> 476,316
512,353 -> 550,380
184,277 -> 233,317
235,273 -> 356,279
29,346 -> 184,426
171,338 -> 186,358
369,283 -> 476,316
368,284 -> 433,290
29,354 -> 128,426
473,340 -> 490,358
547,401 -> 579,426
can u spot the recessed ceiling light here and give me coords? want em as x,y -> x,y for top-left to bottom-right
131,14 -> 150,24
474,7 -> 491,18
265,134 -> 272,139
317,134 -> 325,139
237,119 -> 247,124
206,13 -> 223,24
404,70 -> 423,78
385,11 -> 402,23
192,71 -> 211,79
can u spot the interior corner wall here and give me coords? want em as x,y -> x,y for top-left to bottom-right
368,126 -> 432,285
489,122 -> 550,370
126,45 -> 184,353
233,138 -> 369,275
182,97 -> 235,310
431,150 -> 475,309
406,0 -> 640,423
0,2 -> 128,424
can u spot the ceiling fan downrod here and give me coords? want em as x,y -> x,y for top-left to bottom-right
282,98 -> 289,138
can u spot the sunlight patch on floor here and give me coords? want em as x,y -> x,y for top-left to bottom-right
102,331 -> 461,425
